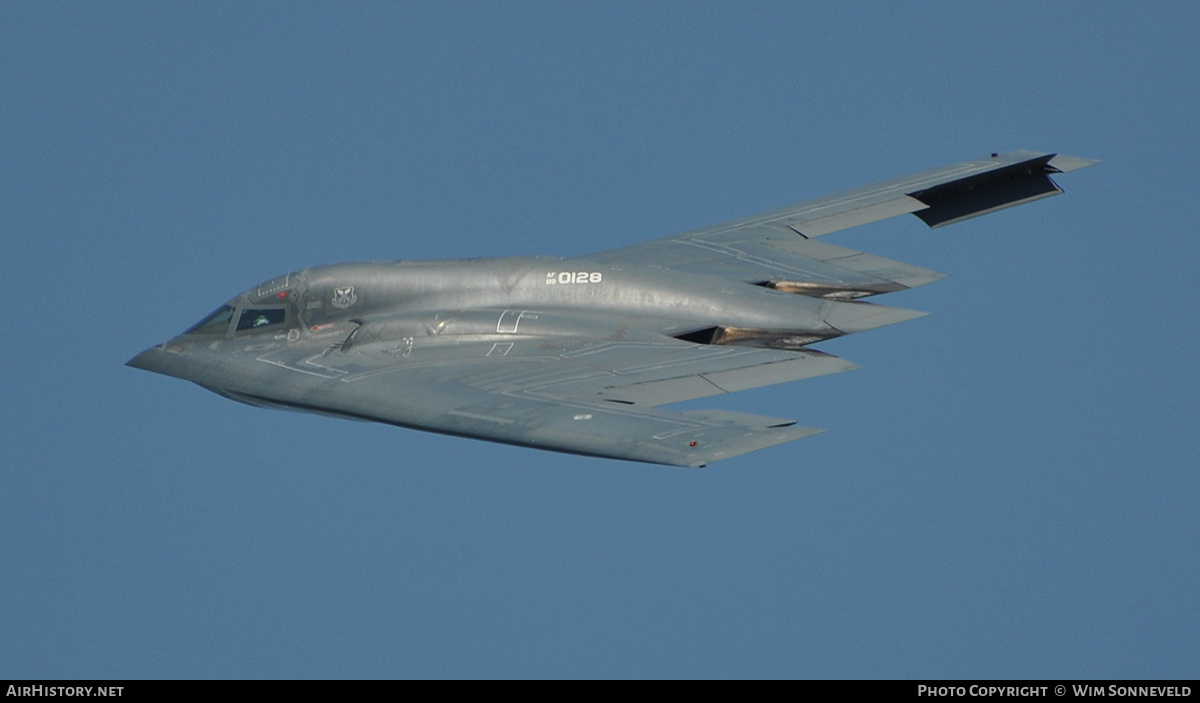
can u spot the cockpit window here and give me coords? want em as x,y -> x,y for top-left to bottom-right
186,305 -> 236,334
236,307 -> 287,332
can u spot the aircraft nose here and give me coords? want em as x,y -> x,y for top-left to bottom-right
126,344 -> 181,377
126,346 -> 164,372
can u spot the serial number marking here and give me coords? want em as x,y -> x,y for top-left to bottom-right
547,271 -> 603,285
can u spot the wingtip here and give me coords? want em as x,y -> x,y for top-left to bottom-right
1047,154 -> 1102,172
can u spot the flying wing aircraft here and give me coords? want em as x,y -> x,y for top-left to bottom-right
128,150 -> 1097,466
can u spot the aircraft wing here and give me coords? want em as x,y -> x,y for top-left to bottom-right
239,330 -> 860,466
589,151 -> 1099,295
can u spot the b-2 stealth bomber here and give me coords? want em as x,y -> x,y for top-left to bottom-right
128,151 -> 1097,466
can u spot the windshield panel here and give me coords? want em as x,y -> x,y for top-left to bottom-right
236,307 -> 287,332
186,305 -> 236,334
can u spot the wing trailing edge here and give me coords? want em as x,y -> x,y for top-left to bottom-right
907,152 -> 1096,228
673,410 -> 825,467
761,150 -> 1100,237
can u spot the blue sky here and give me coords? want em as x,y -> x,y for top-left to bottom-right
2,3 -> 1196,678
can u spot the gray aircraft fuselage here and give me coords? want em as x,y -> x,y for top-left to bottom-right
130,256 -> 909,395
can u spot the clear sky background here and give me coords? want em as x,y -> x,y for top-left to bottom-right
2,3 -> 1196,678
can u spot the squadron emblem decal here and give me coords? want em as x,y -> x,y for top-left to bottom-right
331,286 -> 358,309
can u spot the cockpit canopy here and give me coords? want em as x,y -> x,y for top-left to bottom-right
182,264 -> 386,337
183,271 -> 300,337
